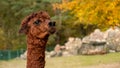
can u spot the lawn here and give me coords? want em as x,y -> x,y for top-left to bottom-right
0,52 -> 120,68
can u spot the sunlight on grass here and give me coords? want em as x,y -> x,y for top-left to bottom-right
0,59 -> 26,68
78,53 -> 120,66
0,53 -> 120,68
46,52 -> 120,68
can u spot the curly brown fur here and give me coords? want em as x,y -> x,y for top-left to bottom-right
19,11 -> 56,68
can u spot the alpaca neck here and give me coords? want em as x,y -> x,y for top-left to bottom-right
26,34 -> 48,68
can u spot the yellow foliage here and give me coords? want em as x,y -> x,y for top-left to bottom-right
53,0 -> 120,28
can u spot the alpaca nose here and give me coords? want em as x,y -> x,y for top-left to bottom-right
49,21 -> 56,27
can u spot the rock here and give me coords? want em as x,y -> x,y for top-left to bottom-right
106,27 -> 120,52
82,29 -> 106,44
20,51 -> 27,60
79,43 -> 94,55
65,37 -> 82,55
82,36 -> 90,44
89,41 -> 106,45
87,48 -> 106,55
56,51 -> 62,57
49,51 -> 57,57
62,51 -> 72,56
54,44 -> 61,52
89,29 -> 106,43
80,29 -> 107,55
109,50 -> 116,53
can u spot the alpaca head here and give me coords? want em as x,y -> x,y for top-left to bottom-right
19,11 -> 56,39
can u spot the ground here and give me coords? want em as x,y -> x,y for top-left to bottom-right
0,53 -> 120,68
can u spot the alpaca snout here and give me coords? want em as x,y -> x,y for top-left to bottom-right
48,21 -> 56,27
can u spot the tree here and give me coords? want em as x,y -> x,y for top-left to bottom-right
54,0 -> 120,30
0,0 -> 55,50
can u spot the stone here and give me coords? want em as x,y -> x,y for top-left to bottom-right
89,29 -> 106,43
49,51 -> 57,57
65,37 -> 82,55
82,36 -> 90,44
106,27 -> 120,52
54,44 -> 61,52
80,29 -> 107,55
20,51 -> 27,60
62,51 -> 72,56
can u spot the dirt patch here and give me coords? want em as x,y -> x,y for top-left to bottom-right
84,63 -> 120,68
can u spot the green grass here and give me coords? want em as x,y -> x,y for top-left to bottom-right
0,59 -> 26,68
0,52 -> 120,68
46,52 -> 120,68
76,53 -> 120,66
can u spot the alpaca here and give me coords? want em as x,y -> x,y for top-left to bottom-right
19,11 -> 56,68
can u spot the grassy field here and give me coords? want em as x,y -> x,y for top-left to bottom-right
0,52 -> 120,68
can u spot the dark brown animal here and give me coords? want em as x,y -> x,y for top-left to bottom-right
19,11 -> 56,68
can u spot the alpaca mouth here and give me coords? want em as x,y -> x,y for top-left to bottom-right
49,27 -> 56,34
36,27 -> 56,39
36,34 -> 49,39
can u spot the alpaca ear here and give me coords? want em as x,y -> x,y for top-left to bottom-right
19,13 -> 35,34
19,12 -> 36,34
19,23 -> 29,34
19,16 -> 31,34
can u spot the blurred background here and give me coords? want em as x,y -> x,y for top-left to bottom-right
0,0 -> 120,68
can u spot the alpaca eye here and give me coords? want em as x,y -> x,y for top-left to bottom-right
34,20 -> 41,25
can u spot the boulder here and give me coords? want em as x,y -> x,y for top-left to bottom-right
82,36 -> 90,44
54,44 -> 61,52
89,29 -> 106,43
80,29 -> 107,55
65,37 -> 82,55
62,51 -> 72,56
106,27 -> 120,52
20,51 -> 27,60
49,51 -> 57,57
82,29 -> 106,44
